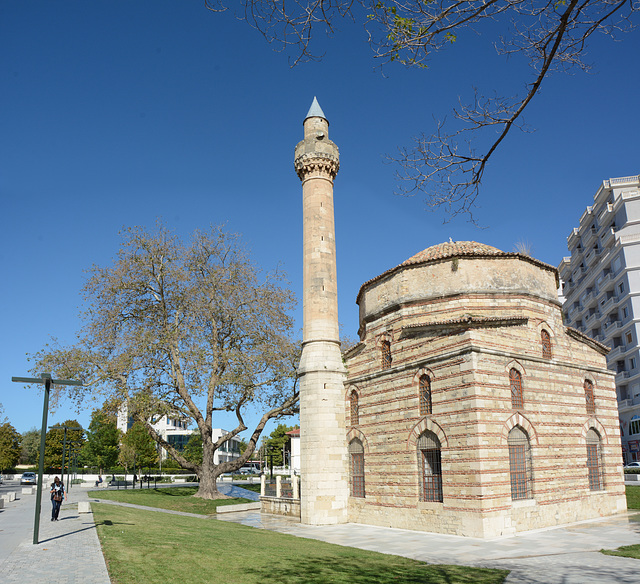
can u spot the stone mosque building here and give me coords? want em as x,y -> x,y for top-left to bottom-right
287,98 -> 626,539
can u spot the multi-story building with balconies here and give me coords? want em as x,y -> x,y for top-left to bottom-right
559,174 -> 640,463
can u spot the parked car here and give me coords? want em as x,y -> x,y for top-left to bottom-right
624,462 -> 640,469
20,472 -> 37,485
0,474 -> 4,484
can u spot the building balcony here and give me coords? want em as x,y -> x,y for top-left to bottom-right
599,295 -> 618,313
616,370 -> 631,382
568,304 -> 583,318
596,272 -> 612,289
601,226 -> 618,248
581,290 -> 597,308
598,202 -> 614,224
609,344 -> 626,359
584,311 -> 599,325
584,247 -> 601,266
582,226 -> 598,248
567,227 -> 580,248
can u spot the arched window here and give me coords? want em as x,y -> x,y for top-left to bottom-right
419,374 -> 432,416
508,426 -> 533,500
350,390 -> 359,426
541,330 -> 552,359
585,380 -> 596,416
381,340 -> 392,370
510,368 -> 524,409
349,439 -> 365,498
417,431 -> 443,502
586,429 -> 604,491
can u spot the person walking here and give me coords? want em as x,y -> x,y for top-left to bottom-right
50,476 -> 66,521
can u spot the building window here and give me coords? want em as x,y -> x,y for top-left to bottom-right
381,340 -> 392,370
584,380 -> 596,416
632,357 -> 638,371
350,390 -> 359,426
349,439 -> 365,498
510,368 -> 524,409
508,426 -> 533,500
623,306 -> 629,319
586,429 -> 604,491
419,374 -> 432,416
630,419 -> 640,435
626,331 -> 633,345
541,330 -> 552,359
417,432 -> 443,502
619,282 -> 625,294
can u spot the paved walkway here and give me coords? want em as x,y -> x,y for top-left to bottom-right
2,480 -> 640,584
0,482 -> 110,584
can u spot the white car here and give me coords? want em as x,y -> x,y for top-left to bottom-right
624,461 -> 640,469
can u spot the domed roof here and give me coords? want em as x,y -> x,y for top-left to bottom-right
401,241 -> 504,267
356,240 -> 558,304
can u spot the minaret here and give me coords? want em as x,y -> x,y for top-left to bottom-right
295,97 -> 348,525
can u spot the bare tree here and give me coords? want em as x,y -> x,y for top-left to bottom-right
208,0 -> 637,219
31,224 -> 299,499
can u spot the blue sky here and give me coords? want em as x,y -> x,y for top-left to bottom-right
1,1 -> 639,436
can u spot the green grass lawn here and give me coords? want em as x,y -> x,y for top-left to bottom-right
92,503 -> 508,584
238,483 -> 261,493
625,485 -> 640,509
89,486 -> 251,515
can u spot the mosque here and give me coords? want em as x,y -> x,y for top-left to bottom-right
285,98 -> 626,538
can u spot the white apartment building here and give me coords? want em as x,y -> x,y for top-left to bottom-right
559,174 -> 640,463
116,407 -> 242,464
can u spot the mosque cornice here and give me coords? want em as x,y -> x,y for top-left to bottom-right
565,326 -> 610,355
399,315 -> 528,338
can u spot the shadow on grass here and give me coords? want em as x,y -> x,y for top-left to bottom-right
245,555 -> 508,584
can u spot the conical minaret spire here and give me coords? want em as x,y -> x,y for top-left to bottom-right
295,98 -> 348,525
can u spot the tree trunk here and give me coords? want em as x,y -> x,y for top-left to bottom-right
193,441 -> 230,500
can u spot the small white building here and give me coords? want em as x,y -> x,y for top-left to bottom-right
286,428 -> 301,473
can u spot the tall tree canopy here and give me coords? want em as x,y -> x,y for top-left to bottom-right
211,0 -> 638,219
32,224 -> 299,498
20,428 -> 41,466
45,420 -> 85,471
0,423 -> 21,472
82,407 -> 121,472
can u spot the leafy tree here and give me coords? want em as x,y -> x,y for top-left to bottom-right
44,420 -> 84,471
120,422 -> 158,471
20,427 -> 41,465
264,423 -> 297,466
31,224 -> 300,499
214,0 -> 638,219
183,432 -> 203,465
0,423 -> 21,471
82,407 -> 121,472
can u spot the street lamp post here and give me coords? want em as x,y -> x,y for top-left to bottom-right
11,373 -> 83,544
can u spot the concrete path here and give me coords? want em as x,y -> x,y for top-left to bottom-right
0,481 -> 110,584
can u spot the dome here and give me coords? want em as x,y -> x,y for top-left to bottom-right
401,241 -> 505,267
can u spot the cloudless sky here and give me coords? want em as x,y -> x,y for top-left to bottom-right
1,1 -> 639,437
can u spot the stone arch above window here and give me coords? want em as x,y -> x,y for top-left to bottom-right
346,427 -> 369,452
581,418 -> 608,445
501,412 -> 539,445
407,418 -> 448,450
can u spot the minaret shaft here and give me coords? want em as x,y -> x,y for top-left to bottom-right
295,102 -> 348,525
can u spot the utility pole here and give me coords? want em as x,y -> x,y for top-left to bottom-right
11,373 -> 83,544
